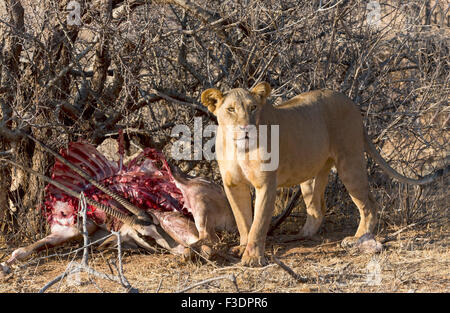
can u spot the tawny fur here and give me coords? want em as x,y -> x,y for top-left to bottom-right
201,82 -> 446,267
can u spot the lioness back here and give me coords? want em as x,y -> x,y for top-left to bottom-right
277,89 -> 361,119
258,89 -> 364,185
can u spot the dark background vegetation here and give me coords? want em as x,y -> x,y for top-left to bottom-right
0,0 -> 448,248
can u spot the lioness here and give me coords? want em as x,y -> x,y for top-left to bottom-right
201,82 -> 447,266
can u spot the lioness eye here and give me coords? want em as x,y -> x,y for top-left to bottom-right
227,107 -> 235,113
249,105 -> 257,112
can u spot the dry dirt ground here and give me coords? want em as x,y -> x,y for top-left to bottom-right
2,138 -> 446,293
1,224 -> 448,293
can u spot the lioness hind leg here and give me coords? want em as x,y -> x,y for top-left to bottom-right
299,160 -> 333,238
335,154 -> 377,238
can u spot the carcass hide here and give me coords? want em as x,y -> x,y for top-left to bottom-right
1,139 -> 235,274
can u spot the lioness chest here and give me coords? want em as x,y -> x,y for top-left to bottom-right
219,157 -> 266,188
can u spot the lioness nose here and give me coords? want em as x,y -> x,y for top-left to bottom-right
239,125 -> 249,131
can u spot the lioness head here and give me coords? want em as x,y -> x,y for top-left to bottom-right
201,82 -> 271,130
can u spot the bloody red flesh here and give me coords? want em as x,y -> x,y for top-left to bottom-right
43,142 -> 191,230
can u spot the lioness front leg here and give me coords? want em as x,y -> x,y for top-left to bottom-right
242,178 -> 277,266
223,183 -> 253,257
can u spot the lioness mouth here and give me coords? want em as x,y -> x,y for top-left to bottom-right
235,134 -> 250,141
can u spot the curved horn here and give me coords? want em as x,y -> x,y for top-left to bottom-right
0,158 -> 146,227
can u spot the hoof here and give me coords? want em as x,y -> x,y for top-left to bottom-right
181,245 -> 215,263
0,262 -> 11,278
8,247 -> 27,264
181,247 -> 194,262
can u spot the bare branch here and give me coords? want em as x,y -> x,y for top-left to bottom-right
176,274 -> 239,293
271,249 -> 308,283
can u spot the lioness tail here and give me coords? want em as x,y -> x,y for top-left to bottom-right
363,130 -> 449,185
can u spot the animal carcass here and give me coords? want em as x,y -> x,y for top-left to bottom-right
1,137 -> 235,274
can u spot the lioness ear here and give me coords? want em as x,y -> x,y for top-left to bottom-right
201,88 -> 223,114
250,82 -> 271,101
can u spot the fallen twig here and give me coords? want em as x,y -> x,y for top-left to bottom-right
380,216 -> 445,245
38,261 -> 125,293
271,248 -> 308,283
155,276 -> 164,293
381,224 -> 417,244
38,249 -> 135,293
213,263 -> 277,273
40,261 -> 80,293
176,274 -> 239,293
0,149 -> 13,156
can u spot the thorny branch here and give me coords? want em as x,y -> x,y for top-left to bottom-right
0,0 -> 448,291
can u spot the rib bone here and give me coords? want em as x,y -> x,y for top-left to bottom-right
21,131 -> 154,223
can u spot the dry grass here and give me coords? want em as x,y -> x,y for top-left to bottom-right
1,217 -> 448,293
0,0 -> 448,294
1,135 -> 447,294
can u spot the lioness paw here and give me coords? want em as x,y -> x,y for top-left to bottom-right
230,245 -> 246,257
342,233 -> 383,254
241,252 -> 268,267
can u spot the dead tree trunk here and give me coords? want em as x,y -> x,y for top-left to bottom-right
0,0 -> 24,238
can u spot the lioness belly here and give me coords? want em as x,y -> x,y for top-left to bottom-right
276,154 -> 331,187
275,116 -> 331,187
